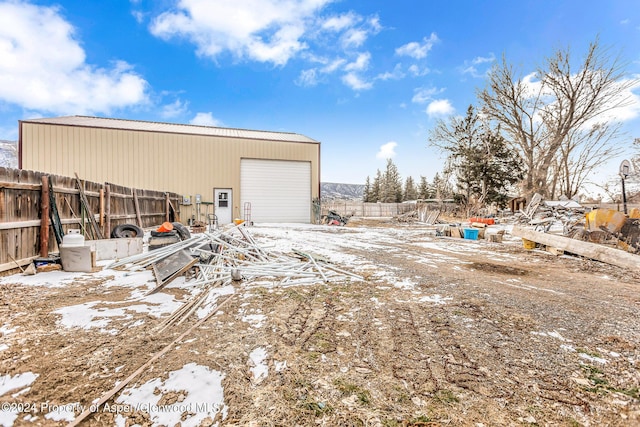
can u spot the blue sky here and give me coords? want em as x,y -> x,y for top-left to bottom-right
1,0 -> 640,190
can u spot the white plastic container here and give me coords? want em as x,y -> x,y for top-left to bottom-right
61,229 -> 85,247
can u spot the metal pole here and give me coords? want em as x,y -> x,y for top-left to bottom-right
622,176 -> 628,215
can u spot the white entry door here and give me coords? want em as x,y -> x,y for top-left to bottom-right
214,188 -> 232,224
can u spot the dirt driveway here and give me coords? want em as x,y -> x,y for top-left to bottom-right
1,218 -> 639,426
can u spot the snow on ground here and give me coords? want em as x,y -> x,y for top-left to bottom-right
0,324 -> 17,352
0,222 -> 483,426
195,284 -> 235,319
0,372 -> 39,397
115,363 -> 227,427
0,371 -> 39,424
53,289 -> 187,333
248,347 -> 269,385
43,403 -> 80,422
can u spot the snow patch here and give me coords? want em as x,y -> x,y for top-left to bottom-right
419,294 -> 452,305
44,402 -> 80,422
248,347 -> 269,385
116,363 -> 226,427
242,314 -> 266,328
0,372 -> 38,397
531,330 -> 570,341
196,285 -> 235,319
579,353 -> 608,365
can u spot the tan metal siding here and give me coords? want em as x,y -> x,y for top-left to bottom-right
20,122 -> 320,222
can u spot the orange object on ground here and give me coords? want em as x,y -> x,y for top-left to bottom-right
157,221 -> 174,232
469,217 -> 495,225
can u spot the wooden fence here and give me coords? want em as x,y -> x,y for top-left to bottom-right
321,201 -> 459,218
0,167 -> 181,273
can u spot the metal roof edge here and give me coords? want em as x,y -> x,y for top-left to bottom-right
20,115 -> 320,144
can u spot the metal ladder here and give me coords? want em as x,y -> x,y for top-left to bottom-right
243,202 -> 252,226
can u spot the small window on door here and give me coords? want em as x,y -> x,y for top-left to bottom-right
218,192 -> 228,207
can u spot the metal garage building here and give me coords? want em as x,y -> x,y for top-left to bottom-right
19,116 -> 320,224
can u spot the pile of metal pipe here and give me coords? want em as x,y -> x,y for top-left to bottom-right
109,225 -> 364,327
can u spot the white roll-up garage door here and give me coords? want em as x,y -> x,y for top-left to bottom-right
241,159 -> 311,223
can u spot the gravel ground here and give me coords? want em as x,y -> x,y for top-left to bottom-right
0,218 -> 639,426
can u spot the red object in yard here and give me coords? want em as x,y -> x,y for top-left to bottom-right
157,221 -> 174,232
469,217 -> 495,225
329,219 -> 341,226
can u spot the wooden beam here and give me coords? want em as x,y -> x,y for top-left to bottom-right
99,187 -> 105,227
0,182 -> 41,190
0,256 -> 39,274
74,173 -> 104,240
511,225 -> 640,271
0,217 -> 85,231
105,184 -> 111,239
167,197 -> 180,223
165,193 -> 170,223
40,176 -> 50,257
132,188 -> 142,228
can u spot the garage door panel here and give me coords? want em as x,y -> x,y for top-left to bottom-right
241,159 -> 311,223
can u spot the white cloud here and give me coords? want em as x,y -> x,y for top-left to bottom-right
321,58 -> 346,73
296,68 -> 319,86
131,10 -> 145,24
412,87 -> 443,104
376,141 -> 397,159
150,0 -> 332,66
377,64 -> 404,81
161,99 -> 189,118
342,72 -> 372,90
521,72 -> 546,97
0,2 -> 148,115
426,99 -> 454,117
584,76 -> 640,124
337,14 -> 381,49
344,52 -> 371,72
472,53 -> 496,65
408,64 -> 430,76
149,2 -> 382,92
190,112 -> 223,127
395,33 -> 439,59
341,28 -> 368,48
461,53 -> 496,78
368,16 -> 382,33
322,12 -> 359,32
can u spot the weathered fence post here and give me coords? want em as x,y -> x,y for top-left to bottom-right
105,184 -> 111,238
40,175 -> 50,257
165,193 -> 170,222
99,187 -> 105,227
132,188 -> 142,228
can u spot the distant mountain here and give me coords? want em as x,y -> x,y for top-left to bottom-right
0,140 -> 17,168
321,182 -> 364,201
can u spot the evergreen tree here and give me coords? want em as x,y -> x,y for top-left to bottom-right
418,176 -> 430,200
403,176 -> 418,201
370,170 -> 382,202
363,176 -> 371,202
432,172 -> 452,200
429,105 -> 523,211
381,159 -> 402,202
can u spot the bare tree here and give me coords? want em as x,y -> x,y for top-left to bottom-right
553,122 -> 623,198
479,38 -> 636,199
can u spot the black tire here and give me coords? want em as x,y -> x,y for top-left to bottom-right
150,230 -> 178,238
172,222 -> 191,240
111,224 -> 144,238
